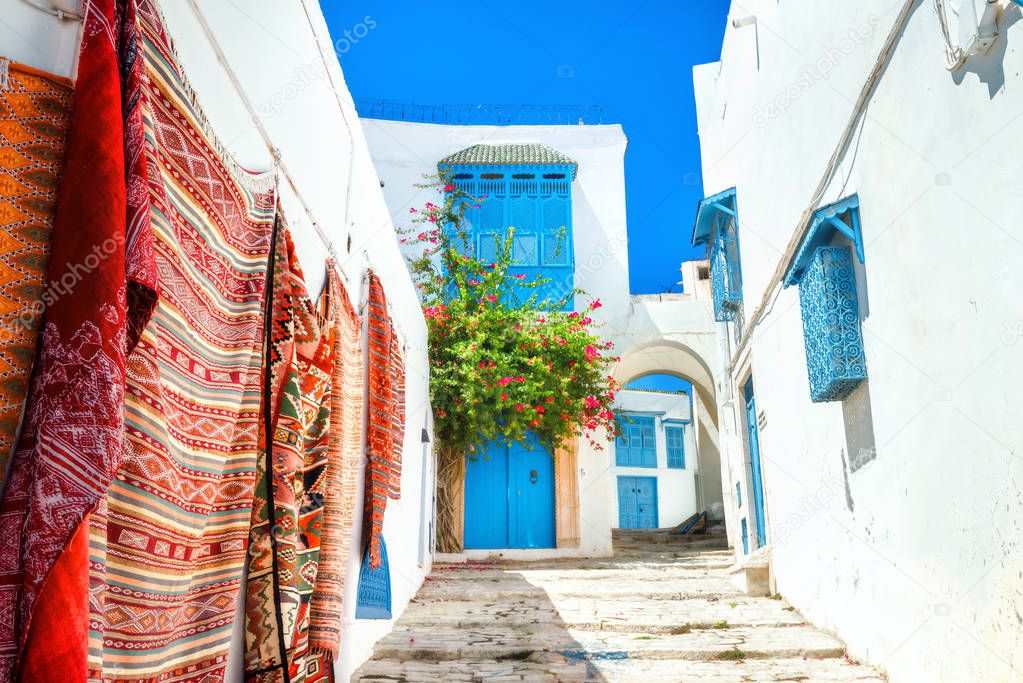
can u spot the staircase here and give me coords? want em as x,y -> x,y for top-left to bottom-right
352,532 -> 886,681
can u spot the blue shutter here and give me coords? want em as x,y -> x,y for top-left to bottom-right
615,415 -> 657,468
355,538 -> 392,619
442,162 -> 574,310
665,426 -> 685,469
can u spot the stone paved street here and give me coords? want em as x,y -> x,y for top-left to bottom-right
353,532 -> 887,681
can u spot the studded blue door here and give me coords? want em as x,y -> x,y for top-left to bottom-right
744,378 -> 768,547
464,433 -> 555,549
617,476 -> 658,529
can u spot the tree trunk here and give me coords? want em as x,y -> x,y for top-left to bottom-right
435,446 -> 465,553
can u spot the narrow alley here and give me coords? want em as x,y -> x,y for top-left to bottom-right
354,533 -> 886,682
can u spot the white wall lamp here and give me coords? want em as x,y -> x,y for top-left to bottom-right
731,15 -> 760,71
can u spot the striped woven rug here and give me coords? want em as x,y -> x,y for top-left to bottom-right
85,0 -> 277,680
244,225 -> 337,683
307,264 -> 364,667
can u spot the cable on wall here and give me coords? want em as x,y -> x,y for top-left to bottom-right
725,0 -> 919,374
297,0 -> 358,237
186,0 -> 338,261
17,0 -> 83,22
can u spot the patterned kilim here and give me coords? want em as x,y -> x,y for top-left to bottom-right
0,0 -> 159,677
364,272 -> 404,569
308,264 -> 363,663
0,58 -> 72,474
245,226 -> 337,683
83,0 -> 277,681
387,334 -> 406,500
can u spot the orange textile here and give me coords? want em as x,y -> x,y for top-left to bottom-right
0,58 -> 72,474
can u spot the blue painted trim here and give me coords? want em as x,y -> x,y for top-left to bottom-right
744,378 -> 768,548
691,187 -> 737,247
784,194 -> 863,287
661,418 -> 693,426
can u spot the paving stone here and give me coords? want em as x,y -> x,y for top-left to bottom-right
352,533 -> 886,682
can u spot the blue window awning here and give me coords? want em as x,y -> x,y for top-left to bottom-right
691,187 -> 737,247
784,194 -> 864,287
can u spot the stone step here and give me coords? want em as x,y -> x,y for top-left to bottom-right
353,655 -> 886,682
429,566 -> 733,584
371,624 -> 847,662
417,573 -> 743,602
395,596 -> 806,632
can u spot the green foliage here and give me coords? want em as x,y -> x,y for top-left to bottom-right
401,175 -> 618,457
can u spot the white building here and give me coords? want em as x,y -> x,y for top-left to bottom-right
364,120 -> 725,560
692,2 -> 1023,681
611,389 -> 700,530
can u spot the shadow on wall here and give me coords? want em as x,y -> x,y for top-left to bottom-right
952,4 -> 1022,97
350,562 -> 611,680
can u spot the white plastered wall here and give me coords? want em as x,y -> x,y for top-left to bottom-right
2,2 -> 432,681
693,2 -> 1023,681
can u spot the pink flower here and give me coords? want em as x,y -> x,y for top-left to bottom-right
545,396 -> 555,403
497,377 -> 513,387
501,392 -> 508,401
485,295 -> 497,303
409,207 -> 418,213
443,184 -> 455,192
536,405 -> 545,414
514,403 -> 526,411
585,344 -> 600,362
515,273 -> 527,280
590,299 -> 603,310
584,396 -> 600,409
568,312 -> 579,319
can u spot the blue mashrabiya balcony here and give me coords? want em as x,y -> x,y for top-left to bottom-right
438,143 -> 577,309
692,187 -> 742,322
784,195 -> 867,403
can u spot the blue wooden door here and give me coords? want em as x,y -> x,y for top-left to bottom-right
744,378 -> 767,547
464,434 -> 554,549
617,476 -> 658,529
509,434 -> 555,548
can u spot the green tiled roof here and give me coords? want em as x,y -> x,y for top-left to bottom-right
439,143 -> 577,173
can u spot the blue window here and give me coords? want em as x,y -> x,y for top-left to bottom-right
736,481 -> 742,507
784,195 -> 867,403
665,426 -> 685,469
439,144 -> 576,308
355,538 -> 392,619
692,188 -> 742,322
615,414 -> 657,468
740,517 -> 749,554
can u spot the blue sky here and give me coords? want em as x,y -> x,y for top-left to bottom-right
322,0 -> 730,295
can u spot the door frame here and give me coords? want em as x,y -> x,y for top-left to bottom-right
742,376 -> 768,548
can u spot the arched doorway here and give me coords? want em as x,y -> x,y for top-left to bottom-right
612,340 -> 723,523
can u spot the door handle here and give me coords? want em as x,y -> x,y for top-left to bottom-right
529,470 -> 538,484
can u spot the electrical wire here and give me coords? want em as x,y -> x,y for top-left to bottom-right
17,0 -> 83,22
934,0 -> 968,70
186,0 -> 339,260
726,0 -> 919,374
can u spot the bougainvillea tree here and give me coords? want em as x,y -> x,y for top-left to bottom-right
402,178 -> 619,551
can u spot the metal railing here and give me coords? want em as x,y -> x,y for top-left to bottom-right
355,99 -> 604,125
